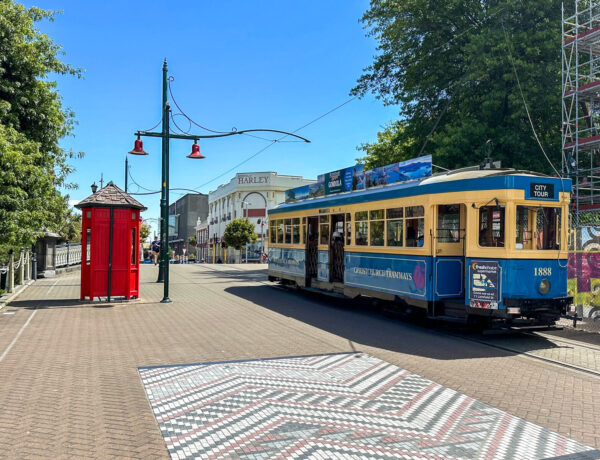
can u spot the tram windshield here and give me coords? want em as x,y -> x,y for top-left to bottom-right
516,206 -> 561,250
479,205 -> 505,247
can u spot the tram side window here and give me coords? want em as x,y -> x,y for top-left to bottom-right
319,215 -> 330,245
345,213 -> 352,246
479,205 -> 505,247
438,205 -> 461,243
285,219 -> 292,244
369,210 -> 384,246
386,207 -> 403,247
355,211 -> 368,246
405,206 -> 425,247
292,218 -> 300,244
270,221 -> 276,244
536,207 -> 561,250
277,220 -> 284,244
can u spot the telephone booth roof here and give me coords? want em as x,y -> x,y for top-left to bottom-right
75,183 -> 147,211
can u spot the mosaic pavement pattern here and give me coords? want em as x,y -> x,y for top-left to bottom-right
139,353 -> 598,460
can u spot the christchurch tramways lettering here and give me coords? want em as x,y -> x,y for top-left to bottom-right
272,257 -> 300,266
352,267 -> 413,280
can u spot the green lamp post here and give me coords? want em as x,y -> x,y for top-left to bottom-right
129,59 -> 310,303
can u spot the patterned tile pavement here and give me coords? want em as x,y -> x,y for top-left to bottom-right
139,352 -> 599,460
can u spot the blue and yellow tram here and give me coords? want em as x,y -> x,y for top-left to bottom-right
267,167 -> 572,326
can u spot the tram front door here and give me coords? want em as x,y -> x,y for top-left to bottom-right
330,214 -> 345,283
305,216 -> 319,287
433,204 -> 466,314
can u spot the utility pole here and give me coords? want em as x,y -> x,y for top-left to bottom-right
125,156 -> 129,192
129,59 -> 310,302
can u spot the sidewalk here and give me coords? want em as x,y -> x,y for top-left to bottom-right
0,265 -> 599,458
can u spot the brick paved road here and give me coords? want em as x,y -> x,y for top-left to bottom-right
1,264 -> 600,458
474,331 -> 600,375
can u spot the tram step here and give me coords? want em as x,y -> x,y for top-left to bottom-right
428,315 -> 467,324
442,301 -> 467,319
300,286 -> 347,299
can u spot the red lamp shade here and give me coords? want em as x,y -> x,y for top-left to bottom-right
129,138 -> 148,155
187,142 -> 205,159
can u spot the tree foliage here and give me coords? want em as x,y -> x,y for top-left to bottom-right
0,1 -> 81,256
223,219 -> 257,251
140,223 -> 151,242
0,124 -> 65,253
58,208 -> 82,242
354,0 -> 563,173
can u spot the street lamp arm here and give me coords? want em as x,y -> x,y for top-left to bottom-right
135,128 -> 310,143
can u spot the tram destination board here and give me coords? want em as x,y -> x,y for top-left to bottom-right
529,182 -> 555,199
469,260 -> 500,309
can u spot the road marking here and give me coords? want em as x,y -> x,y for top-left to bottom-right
0,310 -> 37,363
0,278 -> 61,363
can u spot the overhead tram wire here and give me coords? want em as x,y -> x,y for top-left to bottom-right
191,96 -> 358,191
500,20 -> 569,271
167,77 -> 303,143
501,20 -> 562,179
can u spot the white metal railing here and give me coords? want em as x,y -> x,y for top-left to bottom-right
55,243 -> 82,268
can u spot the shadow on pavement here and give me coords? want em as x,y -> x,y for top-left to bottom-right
225,283 -> 569,361
9,298 -> 114,309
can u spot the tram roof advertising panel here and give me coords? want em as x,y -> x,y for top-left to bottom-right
284,155 -> 432,203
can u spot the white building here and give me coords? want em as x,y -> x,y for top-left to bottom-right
208,172 -> 315,262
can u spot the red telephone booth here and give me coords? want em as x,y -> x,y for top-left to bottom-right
76,183 -> 147,301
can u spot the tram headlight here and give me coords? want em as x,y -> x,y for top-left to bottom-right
538,279 -> 551,295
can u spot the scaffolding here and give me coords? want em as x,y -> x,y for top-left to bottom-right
562,0 -> 600,221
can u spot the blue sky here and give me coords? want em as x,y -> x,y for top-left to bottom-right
26,0 -> 399,235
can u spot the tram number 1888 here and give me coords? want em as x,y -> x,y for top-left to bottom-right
534,267 -> 552,276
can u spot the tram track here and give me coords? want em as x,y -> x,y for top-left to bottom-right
443,329 -> 600,379
197,265 -> 600,379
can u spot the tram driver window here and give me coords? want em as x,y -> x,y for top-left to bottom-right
405,206 -> 425,247
536,207 -> 561,250
479,205 -> 505,247
515,206 -> 534,249
270,221 -> 276,244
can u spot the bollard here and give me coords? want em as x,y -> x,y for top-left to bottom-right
25,251 -> 30,281
7,249 -> 14,294
31,251 -> 37,280
18,249 -> 24,285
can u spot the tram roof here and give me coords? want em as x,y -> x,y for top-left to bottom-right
269,168 -> 571,215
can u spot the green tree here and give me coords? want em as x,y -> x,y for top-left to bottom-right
140,223 -> 151,243
0,1 -> 81,256
353,0 -> 564,173
357,121 -> 416,170
223,219 -> 257,251
58,208 -> 82,242
0,124 -> 64,256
